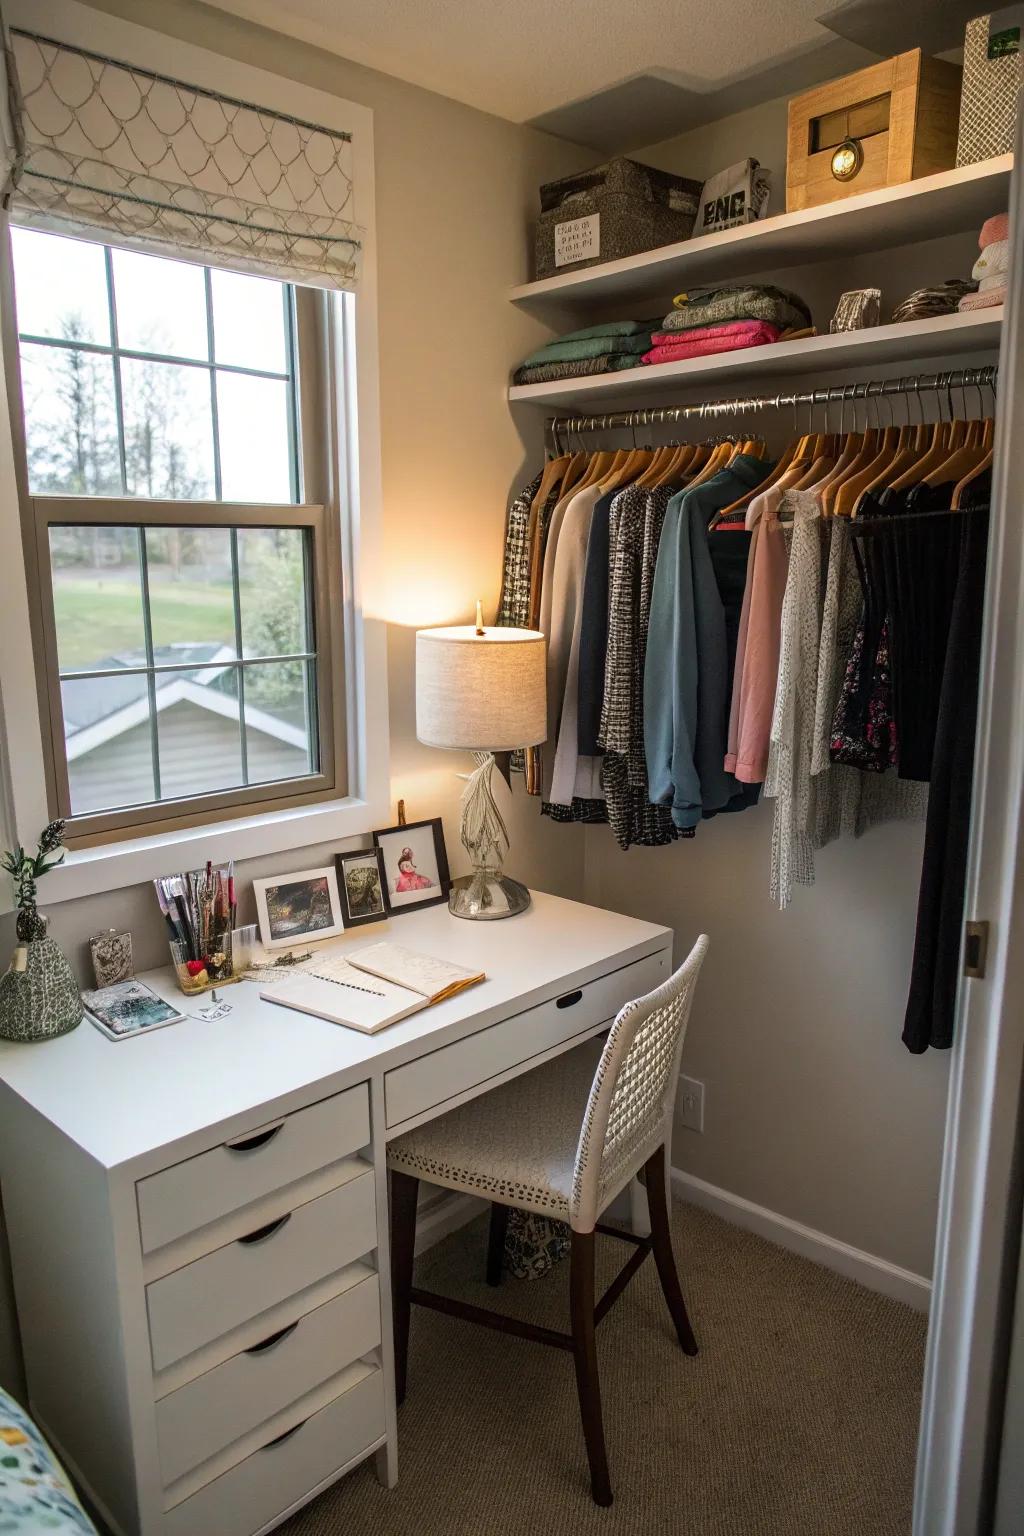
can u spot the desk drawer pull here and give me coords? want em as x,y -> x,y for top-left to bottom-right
225,1123 -> 284,1153
260,1418 -> 308,1451
556,989 -> 583,1009
237,1213 -> 292,1246
245,1319 -> 300,1356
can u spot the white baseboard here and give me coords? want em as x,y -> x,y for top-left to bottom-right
671,1168 -> 932,1313
414,1188 -> 485,1256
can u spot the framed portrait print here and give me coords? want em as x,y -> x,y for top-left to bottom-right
253,866 -> 345,950
373,818 -> 450,914
335,846 -> 389,928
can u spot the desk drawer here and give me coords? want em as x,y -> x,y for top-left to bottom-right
137,1083 -> 370,1254
385,950 -> 668,1129
156,1271 -> 381,1486
164,1366 -> 384,1536
147,1170 -> 376,1370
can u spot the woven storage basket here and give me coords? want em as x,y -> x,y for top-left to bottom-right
957,12 -> 1022,165
534,157 -> 701,280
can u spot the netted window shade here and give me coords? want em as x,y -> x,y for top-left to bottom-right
4,28 -> 363,290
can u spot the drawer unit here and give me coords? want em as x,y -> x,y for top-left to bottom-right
147,1169 -> 376,1370
384,950 -> 668,1128
137,1084 -> 370,1254
155,1270 -> 381,1486
164,1365 -> 385,1536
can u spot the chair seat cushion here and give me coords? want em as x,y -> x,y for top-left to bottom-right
387,1038 -> 603,1221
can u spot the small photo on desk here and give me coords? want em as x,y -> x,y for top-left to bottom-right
336,846 -> 389,928
253,867 -> 346,949
374,818 -> 450,914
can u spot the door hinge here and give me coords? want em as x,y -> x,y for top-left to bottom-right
964,920 -> 990,980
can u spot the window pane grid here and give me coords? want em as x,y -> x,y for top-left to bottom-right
14,230 -> 300,505
48,519 -> 319,814
18,334 -> 292,383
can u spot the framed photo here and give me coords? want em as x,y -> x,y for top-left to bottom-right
335,846 -> 389,928
373,818 -> 450,914
253,866 -> 345,950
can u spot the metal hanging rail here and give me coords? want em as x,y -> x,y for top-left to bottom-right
546,365 -> 998,448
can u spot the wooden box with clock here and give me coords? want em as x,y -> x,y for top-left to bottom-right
786,50 -> 962,212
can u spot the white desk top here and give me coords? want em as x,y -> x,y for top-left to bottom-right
0,893 -> 670,1174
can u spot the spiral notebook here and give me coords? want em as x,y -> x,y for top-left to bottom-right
259,942 -> 485,1033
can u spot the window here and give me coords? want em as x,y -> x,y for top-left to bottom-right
11,227 -> 345,842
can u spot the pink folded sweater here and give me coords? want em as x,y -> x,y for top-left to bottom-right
643,320 -> 780,365
959,285 -> 1006,312
980,212 -> 1009,248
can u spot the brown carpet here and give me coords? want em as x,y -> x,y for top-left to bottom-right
281,1200 -> 926,1536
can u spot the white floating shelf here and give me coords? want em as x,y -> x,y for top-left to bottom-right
509,155 -> 1013,312
507,309 -> 1003,409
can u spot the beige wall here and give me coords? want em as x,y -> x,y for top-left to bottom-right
0,0 -> 590,1395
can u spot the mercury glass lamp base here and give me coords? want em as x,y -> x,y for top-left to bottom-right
448,870 -> 531,921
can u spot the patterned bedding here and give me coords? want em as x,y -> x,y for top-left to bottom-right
0,1388 -> 97,1534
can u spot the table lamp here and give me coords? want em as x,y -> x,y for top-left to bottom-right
416,607 -> 546,920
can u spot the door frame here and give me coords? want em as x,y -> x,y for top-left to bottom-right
913,114 -> 1024,1535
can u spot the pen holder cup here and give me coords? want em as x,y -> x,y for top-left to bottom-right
169,935 -> 238,996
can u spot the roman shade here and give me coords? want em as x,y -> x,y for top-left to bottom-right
3,27 -> 364,289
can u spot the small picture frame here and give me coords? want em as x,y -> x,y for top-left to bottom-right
335,845 -> 389,928
373,818 -> 450,915
253,866 -> 345,950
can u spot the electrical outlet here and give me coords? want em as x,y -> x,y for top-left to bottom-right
678,1075 -> 704,1133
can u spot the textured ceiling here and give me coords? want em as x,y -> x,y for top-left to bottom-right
204,0 -> 864,127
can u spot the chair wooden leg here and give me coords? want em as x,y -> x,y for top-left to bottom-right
569,1229 -> 613,1507
389,1169 -> 419,1405
486,1201 -> 510,1286
644,1146 -> 698,1356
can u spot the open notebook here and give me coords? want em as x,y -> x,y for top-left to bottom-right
259,941 -> 485,1033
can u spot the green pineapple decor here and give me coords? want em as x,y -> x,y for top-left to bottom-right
0,820 -> 82,1043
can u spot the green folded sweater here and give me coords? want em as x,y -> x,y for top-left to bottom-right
518,331 -> 652,368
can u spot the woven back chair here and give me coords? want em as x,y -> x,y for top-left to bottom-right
388,934 -> 710,1506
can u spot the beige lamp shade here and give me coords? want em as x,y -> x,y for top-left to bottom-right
416,626 -> 547,751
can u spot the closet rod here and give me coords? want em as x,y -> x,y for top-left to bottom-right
546,365 -> 998,444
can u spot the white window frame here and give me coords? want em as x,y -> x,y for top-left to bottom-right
0,0 -> 389,906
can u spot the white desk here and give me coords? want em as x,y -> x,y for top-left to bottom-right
0,892 -> 671,1536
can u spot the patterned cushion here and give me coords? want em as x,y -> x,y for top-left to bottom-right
0,1387 -> 98,1533
388,1039 -> 603,1220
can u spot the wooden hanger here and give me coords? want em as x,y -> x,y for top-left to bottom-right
848,422 -> 920,515
885,419 -> 955,494
951,420 -> 994,508
558,451 -> 589,497
633,443 -> 675,488
923,417 -> 991,491
710,436 -> 802,528
531,454 -> 571,515
834,426 -> 901,519
820,428 -> 880,516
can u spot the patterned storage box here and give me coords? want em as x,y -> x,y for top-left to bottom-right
534,157 -> 701,279
957,12 -> 1023,165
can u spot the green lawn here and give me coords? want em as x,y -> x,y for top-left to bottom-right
54,577 -> 235,668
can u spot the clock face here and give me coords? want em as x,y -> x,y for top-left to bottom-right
831,139 -> 862,182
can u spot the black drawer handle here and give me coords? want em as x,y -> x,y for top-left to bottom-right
225,1123 -> 284,1154
237,1213 -> 292,1246
260,1418 -> 308,1451
245,1320 -> 299,1356
556,989 -> 583,1009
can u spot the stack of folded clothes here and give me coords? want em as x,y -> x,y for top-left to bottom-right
959,213 -> 1009,312
642,284 -> 811,367
512,320 -> 654,385
891,279 -> 977,322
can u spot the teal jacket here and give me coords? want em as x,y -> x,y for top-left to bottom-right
644,456 -> 769,829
